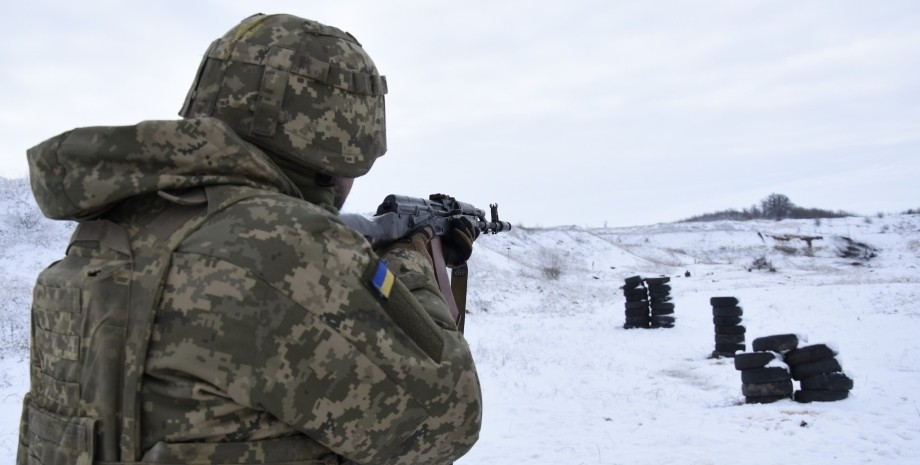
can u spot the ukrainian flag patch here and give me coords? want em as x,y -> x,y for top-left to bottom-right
371,260 -> 395,299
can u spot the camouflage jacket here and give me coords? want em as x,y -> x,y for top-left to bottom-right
20,117 -> 481,465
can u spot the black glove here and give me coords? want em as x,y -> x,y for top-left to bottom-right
442,216 -> 479,267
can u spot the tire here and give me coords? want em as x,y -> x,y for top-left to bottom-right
745,394 -> 791,404
623,316 -> 650,329
647,284 -> 672,293
625,300 -> 650,310
799,372 -> 854,391
644,276 -> 671,285
752,334 -> 799,353
794,389 -> 849,403
784,344 -> 837,366
650,315 -> 675,327
623,288 -> 648,300
713,316 -> 743,326
651,307 -> 675,316
790,357 -> 843,380
714,324 -> 746,335
624,275 -> 644,287
715,334 -> 746,345
734,351 -> 779,370
742,380 -> 793,397
715,342 -> 746,353
741,367 -> 791,384
712,306 -> 743,317
650,302 -> 675,312
625,307 -> 650,317
710,296 -> 739,306
649,295 -> 673,303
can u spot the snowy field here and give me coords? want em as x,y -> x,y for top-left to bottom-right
1,178 -> 918,464
457,215 -> 920,464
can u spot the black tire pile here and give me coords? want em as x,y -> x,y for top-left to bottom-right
622,276 -> 650,329
734,334 -> 853,403
646,277 -> 675,328
710,296 -> 746,358
621,275 -> 676,329
733,334 -> 796,403
786,341 -> 853,403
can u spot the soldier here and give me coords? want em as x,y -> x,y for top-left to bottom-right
18,13 -> 482,465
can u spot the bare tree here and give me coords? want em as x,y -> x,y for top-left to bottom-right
760,193 -> 794,220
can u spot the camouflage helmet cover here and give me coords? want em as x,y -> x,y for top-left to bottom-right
180,13 -> 387,177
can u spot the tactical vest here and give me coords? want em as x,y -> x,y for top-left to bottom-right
17,186 -> 341,465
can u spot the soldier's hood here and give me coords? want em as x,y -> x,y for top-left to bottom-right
28,117 -> 302,221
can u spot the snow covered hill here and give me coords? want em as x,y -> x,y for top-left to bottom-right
1,179 -> 918,463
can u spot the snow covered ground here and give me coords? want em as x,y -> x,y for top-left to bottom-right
1,180 -> 918,463
457,215 -> 920,464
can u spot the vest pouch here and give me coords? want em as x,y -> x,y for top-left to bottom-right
18,394 -> 96,465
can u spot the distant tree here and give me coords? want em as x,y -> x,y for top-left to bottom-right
760,193 -> 794,220
743,204 -> 761,220
678,195 -> 852,223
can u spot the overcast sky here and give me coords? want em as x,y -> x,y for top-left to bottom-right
3,0 -> 918,227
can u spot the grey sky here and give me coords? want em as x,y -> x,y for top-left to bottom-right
3,0 -> 918,227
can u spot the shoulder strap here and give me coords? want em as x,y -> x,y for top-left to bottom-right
451,264 -> 469,333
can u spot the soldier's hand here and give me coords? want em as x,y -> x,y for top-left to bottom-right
374,225 -> 434,259
443,216 -> 478,267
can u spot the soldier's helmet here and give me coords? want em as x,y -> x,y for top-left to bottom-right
180,13 -> 387,177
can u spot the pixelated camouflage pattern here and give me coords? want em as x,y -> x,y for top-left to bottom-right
180,13 -> 387,178
20,118 -> 481,464
27,117 -> 301,221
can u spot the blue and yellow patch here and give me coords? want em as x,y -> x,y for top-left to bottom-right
370,260 -> 395,300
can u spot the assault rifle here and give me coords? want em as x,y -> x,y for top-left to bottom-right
341,193 -> 511,331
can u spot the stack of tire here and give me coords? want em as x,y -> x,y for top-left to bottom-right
785,343 -> 853,403
645,276 -> 675,328
733,350 -> 792,404
734,334 -> 853,403
710,296 -> 745,358
732,334 -> 799,403
622,275 -> 650,329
